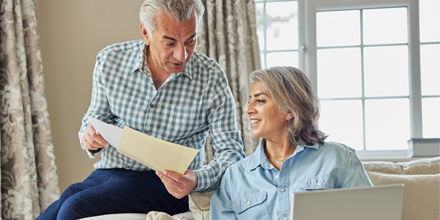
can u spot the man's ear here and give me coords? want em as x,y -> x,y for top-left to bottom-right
140,23 -> 151,46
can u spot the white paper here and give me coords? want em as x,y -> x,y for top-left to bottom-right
85,114 -> 123,150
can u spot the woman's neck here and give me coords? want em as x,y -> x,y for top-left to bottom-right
265,139 -> 296,160
264,138 -> 297,170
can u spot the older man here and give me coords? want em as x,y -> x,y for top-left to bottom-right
37,0 -> 245,219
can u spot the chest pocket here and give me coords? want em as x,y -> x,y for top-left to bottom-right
299,175 -> 335,191
232,191 -> 270,219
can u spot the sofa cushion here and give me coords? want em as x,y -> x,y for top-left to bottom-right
78,213 -> 148,220
367,171 -> 440,220
362,157 -> 440,175
146,211 -> 193,220
188,191 -> 214,220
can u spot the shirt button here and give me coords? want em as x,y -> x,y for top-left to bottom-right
283,217 -> 288,220
150,104 -> 154,109
317,182 -> 321,186
246,201 -> 250,205
276,175 -> 279,179
126,165 -> 130,169
145,131 -> 149,135
281,188 -> 285,192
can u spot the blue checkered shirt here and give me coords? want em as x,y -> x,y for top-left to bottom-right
78,39 -> 245,192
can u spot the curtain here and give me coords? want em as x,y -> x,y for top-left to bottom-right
198,0 -> 261,161
0,0 -> 60,219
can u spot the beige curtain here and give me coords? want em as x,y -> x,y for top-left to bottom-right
198,0 -> 261,161
0,0 -> 60,219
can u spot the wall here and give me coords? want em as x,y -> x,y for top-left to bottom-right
36,0 -> 144,192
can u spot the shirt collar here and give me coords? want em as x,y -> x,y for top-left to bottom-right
248,139 -> 321,171
134,43 -> 194,80
130,42 -> 145,75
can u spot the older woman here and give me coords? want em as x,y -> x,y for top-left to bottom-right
210,66 -> 372,219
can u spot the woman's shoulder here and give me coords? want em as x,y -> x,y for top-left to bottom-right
223,153 -> 259,179
321,141 -> 356,153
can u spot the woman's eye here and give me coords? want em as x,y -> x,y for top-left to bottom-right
257,99 -> 265,103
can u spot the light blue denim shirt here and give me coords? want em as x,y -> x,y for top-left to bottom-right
210,139 -> 373,220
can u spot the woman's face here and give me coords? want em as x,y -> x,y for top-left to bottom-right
245,81 -> 291,140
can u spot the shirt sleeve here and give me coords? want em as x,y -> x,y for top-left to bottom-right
193,71 -> 246,192
78,53 -> 116,158
209,168 -> 237,219
340,148 -> 373,188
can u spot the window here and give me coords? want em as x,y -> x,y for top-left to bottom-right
419,0 -> 440,139
255,0 -> 299,69
255,0 -> 440,159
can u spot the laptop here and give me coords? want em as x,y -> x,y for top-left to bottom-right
290,184 -> 404,220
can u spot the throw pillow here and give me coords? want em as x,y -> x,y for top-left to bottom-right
367,171 -> 440,220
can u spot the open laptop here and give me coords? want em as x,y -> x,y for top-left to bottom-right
290,184 -> 404,220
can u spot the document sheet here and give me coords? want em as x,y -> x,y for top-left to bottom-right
85,114 -> 199,174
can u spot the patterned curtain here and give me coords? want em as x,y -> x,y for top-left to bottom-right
0,0 -> 60,219
198,0 -> 261,161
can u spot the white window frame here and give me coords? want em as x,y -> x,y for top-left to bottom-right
299,0 -> 422,159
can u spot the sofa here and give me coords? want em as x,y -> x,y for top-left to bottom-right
81,156 -> 440,220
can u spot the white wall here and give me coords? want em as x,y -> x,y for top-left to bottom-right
37,0 -> 144,192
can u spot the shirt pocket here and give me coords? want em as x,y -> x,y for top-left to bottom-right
299,174 -> 335,191
232,191 -> 270,219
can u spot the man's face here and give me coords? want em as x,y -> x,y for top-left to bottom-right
141,12 -> 197,74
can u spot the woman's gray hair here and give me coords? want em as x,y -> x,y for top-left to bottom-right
250,66 -> 327,146
140,0 -> 205,38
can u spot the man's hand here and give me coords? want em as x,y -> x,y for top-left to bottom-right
81,124 -> 109,151
156,169 -> 198,199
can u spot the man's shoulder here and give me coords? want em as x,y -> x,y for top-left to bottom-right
97,39 -> 144,58
188,50 -> 228,85
191,50 -> 223,72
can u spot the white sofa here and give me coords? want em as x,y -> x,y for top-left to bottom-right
81,156 -> 440,220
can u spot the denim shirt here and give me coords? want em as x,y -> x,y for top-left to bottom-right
210,140 -> 373,220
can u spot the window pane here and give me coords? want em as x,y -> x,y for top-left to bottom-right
266,2 -> 298,50
317,48 -> 362,98
319,100 -> 363,150
266,52 -> 298,68
317,10 -> 360,47
421,44 -> 440,96
423,98 -> 440,138
364,46 -> 409,97
256,3 -> 265,51
363,8 -> 408,45
420,0 -> 440,42
365,99 -> 410,150
260,53 -> 266,69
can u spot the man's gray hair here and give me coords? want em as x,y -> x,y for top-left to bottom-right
140,0 -> 205,38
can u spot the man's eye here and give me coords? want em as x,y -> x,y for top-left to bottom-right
166,42 -> 175,46
186,39 -> 195,45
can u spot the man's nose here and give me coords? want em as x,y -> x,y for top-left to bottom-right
173,44 -> 188,63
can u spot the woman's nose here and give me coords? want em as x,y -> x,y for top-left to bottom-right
245,102 -> 253,115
